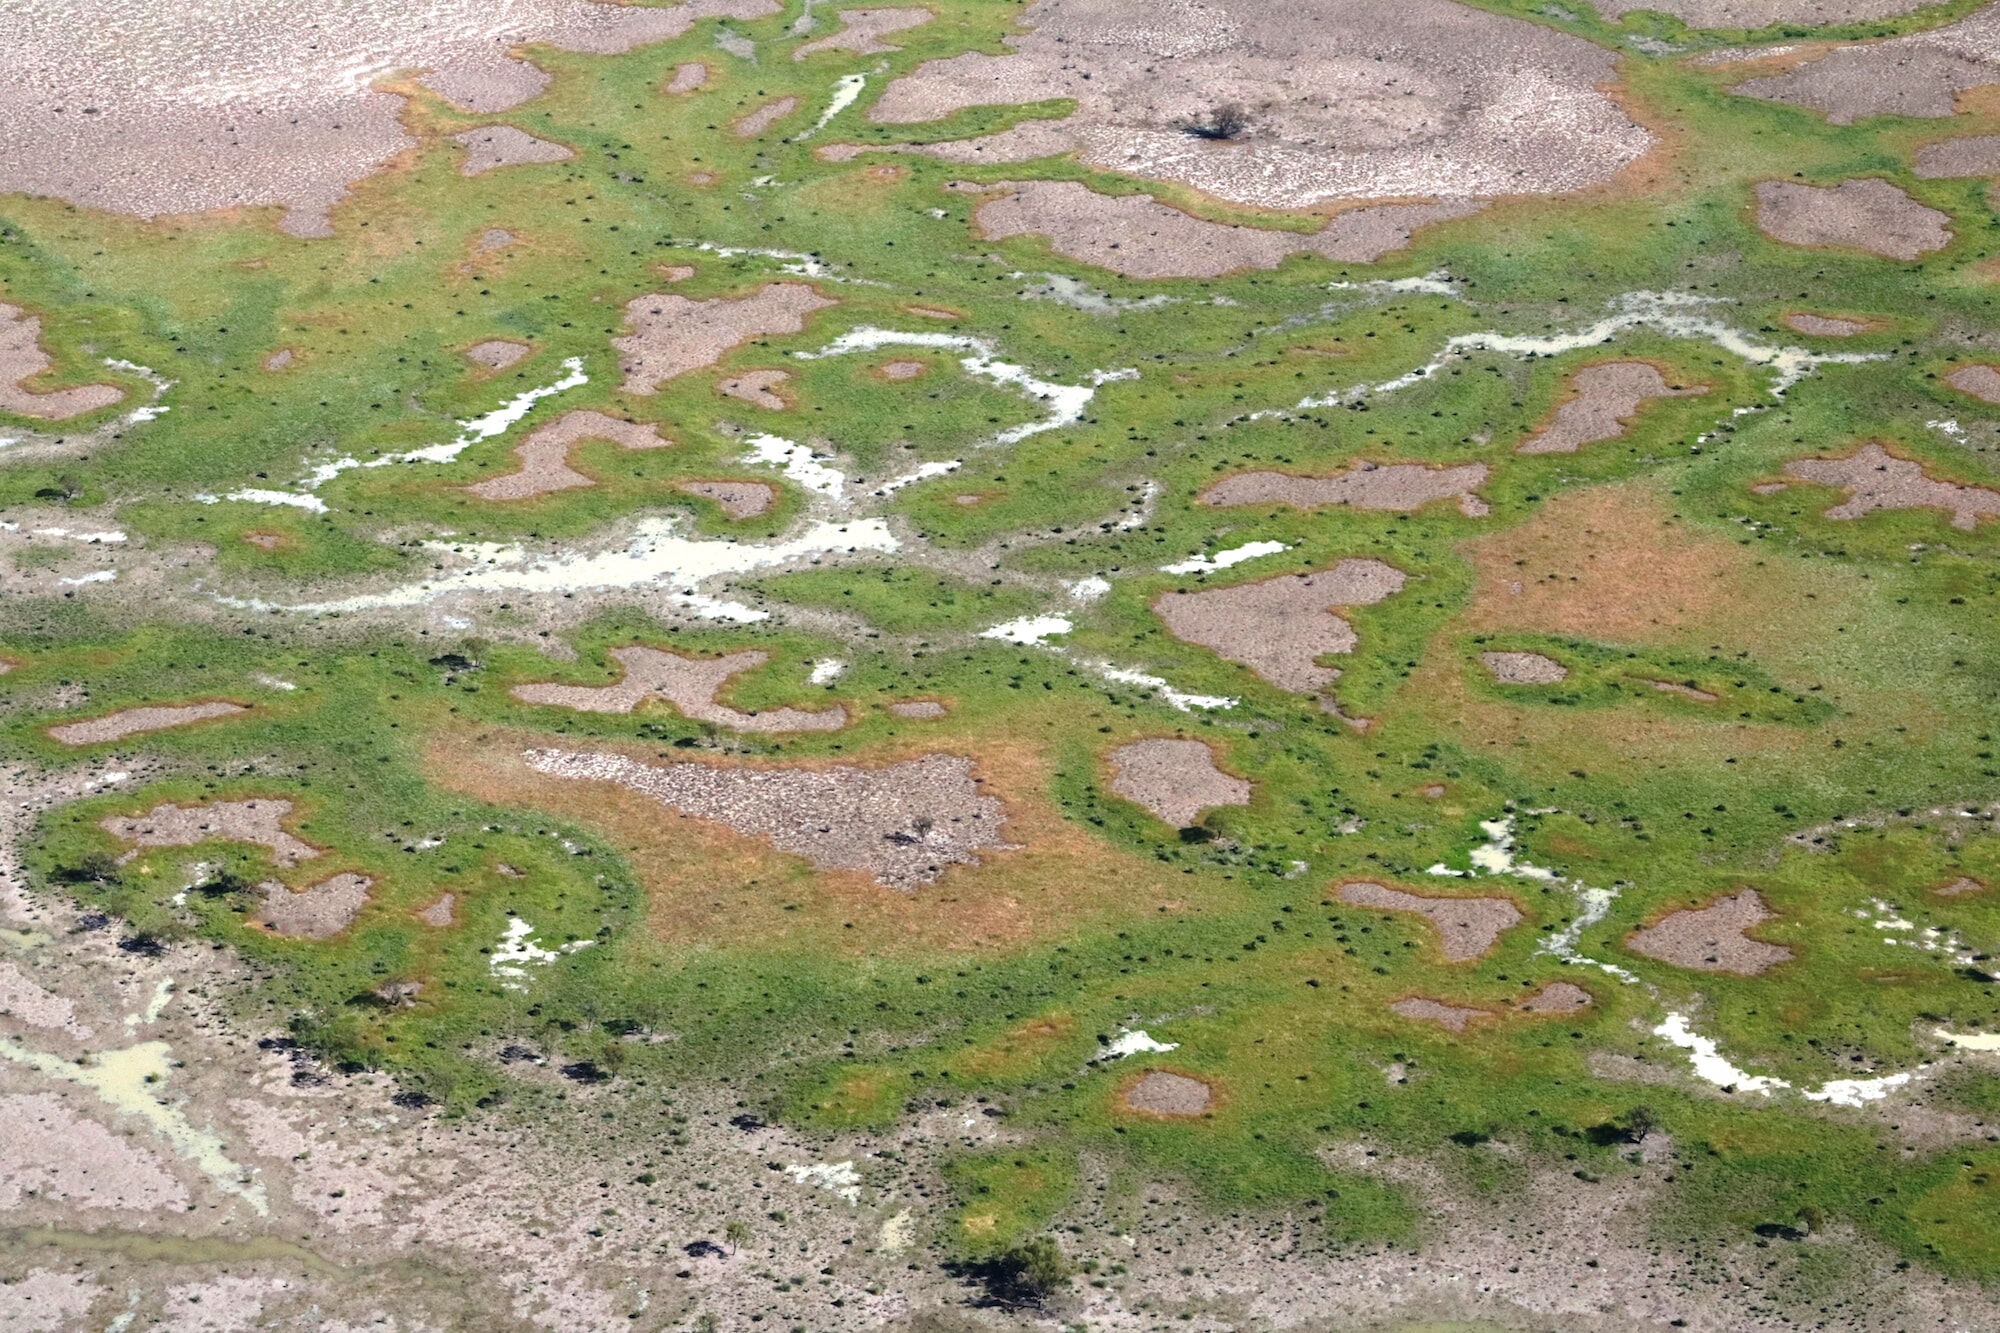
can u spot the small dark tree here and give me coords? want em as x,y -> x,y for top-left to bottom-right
1183,101 -> 1248,141
51,851 -> 120,886
982,1235 -> 1073,1305
1621,1104 -> 1658,1144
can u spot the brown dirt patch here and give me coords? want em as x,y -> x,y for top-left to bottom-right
889,699 -> 948,719
1153,559 -> 1406,704
241,530 -> 287,551
101,799 -> 319,868
904,304 -> 963,320
475,227 -> 519,253
416,892 -> 456,926
1389,997 -> 1494,1033
880,359 -> 928,381
521,746 -> 1006,889
1948,364 -> 2000,405
1121,1070 -> 1213,1117
1479,651 -> 1568,685
48,701 -> 247,746
1338,881 -> 1524,962
1916,134 -> 2000,178
794,7 -> 932,59
1517,361 -> 1706,455
1460,484 -> 1748,643
1647,679 -> 1718,702
676,479 -> 776,519
0,304 -> 123,421
1783,312 -> 1876,336
1753,178 -> 1952,261
454,125 -> 573,176
657,263 -> 696,282
1592,0 -> 1928,21
1106,738 -> 1251,828
718,369 -> 793,409
466,409 -> 672,501
252,872 -> 372,939
665,61 -> 710,94
951,493 -> 985,506
1202,461 -> 1488,515
1625,888 -> 1792,974
1783,441 -> 2000,531
615,283 -> 836,393
735,96 -> 800,138
1935,876 -> 1984,897
951,1013 -> 1075,1079
1734,9 -> 2000,125
511,645 -> 846,733
968,179 -> 1480,279
1517,980 -> 1593,1014
465,339 -> 531,371
865,0 -> 1650,210
262,348 -> 295,371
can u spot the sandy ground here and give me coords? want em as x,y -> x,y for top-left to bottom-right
1479,651 -> 1568,685
512,645 -> 847,733
1389,996 -> 1493,1032
1916,133 -> 2000,177
1784,441 -> 2000,530
718,369 -> 793,409
0,304 -> 124,421
523,747 -> 1008,888
466,409 -> 672,501
862,0 -> 1651,210
968,179 -> 1480,278
262,348 -> 295,371
1153,559 -> 1406,702
1517,361 -> 1705,455
1625,888 -> 1793,974
1122,1070 -> 1212,1115
1783,312 -> 1873,336
415,891 -> 456,925
100,799 -> 319,868
665,61 -> 709,94
1753,178 -> 1952,260
455,125 -> 574,176
251,872 -> 373,939
0,0 -> 778,236
1735,5 -> 2000,125
616,284 -> 837,393
1948,362 -> 2000,406
736,96 -> 801,138
46,701 -> 246,747
1202,461 -> 1487,515
879,359 -> 927,380
1518,981 -> 1594,1014
794,6 -> 932,59
1337,881 -> 1523,963
1106,738 -> 1251,828
1,1091 -> 192,1211
888,699 -> 948,718
1591,0 -> 1930,22
676,478 -> 776,518
464,338 -> 532,370
1936,876 -> 1985,897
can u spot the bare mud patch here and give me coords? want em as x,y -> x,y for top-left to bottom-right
1948,364 -> 2000,405
1935,876 -> 1985,897
101,798 -> 318,867
0,1092 -> 190,1211
522,747 -> 1008,889
1517,361 -> 1705,455
1153,559 -> 1405,706
676,478 -> 776,518
889,699 -> 948,719
1734,6 -> 2000,125
1479,651 -> 1567,685
252,872 -> 373,939
1648,679 -> 1718,701
262,348 -> 295,371
1784,441 -> 2000,531
0,304 -> 124,421
454,125 -> 573,175
719,368 -> 793,409
416,892 -> 456,926
864,0 -> 1651,210
1338,881 -> 1523,962
1122,1070 -> 1212,1116
1916,134 -> 2000,178
1753,179 -> 1952,260
1783,312 -> 1875,336
1390,996 -> 1493,1032
466,409 -> 671,501
465,339 -> 532,371
1592,0 -> 1929,22
1518,980 -> 1593,1014
1202,460 -> 1487,515
512,646 -> 846,733
616,283 -> 836,393
47,701 -> 246,746
1107,738 -> 1251,828
879,359 -> 928,380
968,179 -> 1479,278
736,96 -> 800,137
666,61 -> 710,94
794,7 -> 932,59
1626,888 -> 1792,974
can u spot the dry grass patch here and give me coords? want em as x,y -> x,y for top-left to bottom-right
1517,361 -> 1705,455
615,283 -> 836,393
1202,461 -> 1487,515
0,303 -> 123,420
1625,889 -> 1793,975
465,409 -> 671,501
1337,880 -> 1524,962
1106,738 -> 1251,828
1783,442 -> 2000,531
101,799 -> 318,868
951,1014 -> 1076,1080
48,701 -> 247,747
1753,179 -> 1951,261
511,645 -> 845,733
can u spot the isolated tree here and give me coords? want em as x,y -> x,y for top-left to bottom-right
1796,1204 -> 1825,1236
723,1219 -> 751,1254
994,1235 -> 1073,1304
1621,1104 -> 1659,1144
